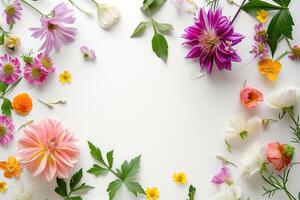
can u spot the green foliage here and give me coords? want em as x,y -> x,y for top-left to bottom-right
187,185 -> 196,200
152,33 -> 168,62
131,22 -> 148,38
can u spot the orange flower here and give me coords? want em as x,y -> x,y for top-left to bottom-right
12,93 -> 33,116
258,58 -> 282,81
0,156 -> 21,179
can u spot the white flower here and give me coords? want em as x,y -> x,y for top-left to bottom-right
170,0 -> 199,15
97,4 -> 120,29
241,142 -> 265,177
225,116 -> 261,140
214,184 -> 242,200
267,86 -> 300,110
11,184 -> 35,200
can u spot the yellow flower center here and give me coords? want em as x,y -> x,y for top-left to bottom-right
6,5 -> 15,17
3,63 -> 14,75
31,68 -> 41,79
199,31 -> 219,54
0,125 -> 7,137
41,57 -> 52,69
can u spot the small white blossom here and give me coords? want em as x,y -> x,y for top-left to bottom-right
214,184 -> 242,200
267,86 -> 299,110
97,4 -> 120,29
170,0 -> 199,15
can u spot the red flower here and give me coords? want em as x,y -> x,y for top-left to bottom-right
266,142 -> 294,171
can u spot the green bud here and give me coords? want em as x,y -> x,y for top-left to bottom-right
283,144 -> 295,159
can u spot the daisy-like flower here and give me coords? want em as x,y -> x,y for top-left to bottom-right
59,70 -> 72,84
0,181 -> 7,193
97,3 -> 120,29
3,0 -> 22,26
240,86 -> 263,109
254,23 -> 267,43
211,164 -> 230,185
214,184 -> 242,200
0,156 -> 21,179
256,9 -> 268,23
267,86 -> 299,110
146,187 -> 159,200
0,54 -> 21,84
170,0 -> 199,15
36,53 -> 55,73
258,58 -> 282,81
24,60 -> 48,86
250,42 -> 269,59
183,8 -> 244,74
80,46 -> 96,61
289,45 -> 300,61
225,116 -> 261,140
0,115 -> 14,145
172,172 -> 187,184
17,118 -> 80,181
30,3 -> 77,54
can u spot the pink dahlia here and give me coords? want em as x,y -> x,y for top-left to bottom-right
183,8 -> 244,74
3,0 -> 22,26
0,54 -> 21,84
17,118 -> 80,181
30,3 -> 77,55
36,53 -> 55,73
23,59 -> 48,85
0,115 -> 14,145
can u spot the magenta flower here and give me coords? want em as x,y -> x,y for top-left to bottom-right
182,8 -> 244,74
80,46 -> 96,61
0,54 -> 21,84
30,3 -> 77,55
250,42 -> 269,59
254,23 -> 267,43
289,45 -> 300,61
211,164 -> 230,185
24,59 -> 48,85
3,0 -> 22,26
36,53 -> 55,73
0,115 -> 14,145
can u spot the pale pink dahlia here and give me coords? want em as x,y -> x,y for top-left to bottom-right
23,59 -> 48,86
0,54 -> 21,84
17,118 -> 80,181
3,0 -> 22,26
36,53 -> 55,73
183,8 -> 244,74
30,3 -> 77,55
0,115 -> 14,145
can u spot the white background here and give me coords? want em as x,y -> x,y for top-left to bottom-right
1,0 -> 300,199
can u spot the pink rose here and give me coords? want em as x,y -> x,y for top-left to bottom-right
266,142 -> 294,171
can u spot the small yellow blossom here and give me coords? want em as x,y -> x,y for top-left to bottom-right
172,172 -> 187,185
59,70 -> 72,84
0,181 -> 7,193
256,10 -> 268,23
146,187 -> 159,200
5,34 -> 21,51
258,58 -> 282,81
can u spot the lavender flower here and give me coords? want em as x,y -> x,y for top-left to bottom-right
289,45 -> 300,61
80,46 -> 96,61
250,42 -> 269,59
3,0 -> 22,26
211,164 -> 230,185
254,23 -> 267,43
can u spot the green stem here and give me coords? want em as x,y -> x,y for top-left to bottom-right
285,37 -> 293,50
276,50 -> 289,61
146,8 -> 158,34
285,107 -> 300,142
68,0 -> 93,16
1,78 -> 22,98
20,0 -> 45,16
89,0 -> 99,7
231,0 -> 246,23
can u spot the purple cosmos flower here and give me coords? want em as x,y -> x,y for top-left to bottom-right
211,164 -> 230,185
250,42 -> 269,59
254,23 -> 267,43
289,45 -> 300,61
182,8 -> 244,74
24,59 -> 48,85
36,53 -> 55,73
0,54 -> 21,84
30,3 -> 77,55
80,46 -> 96,61
3,0 -> 22,26
0,115 -> 14,145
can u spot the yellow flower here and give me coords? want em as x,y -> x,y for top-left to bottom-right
0,181 -> 7,193
5,34 -> 21,51
59,70 -> 72,84
258,58 -> 282,81
146,187 -> 159,200
172,172 -> 187,185
256,10 -> 268,23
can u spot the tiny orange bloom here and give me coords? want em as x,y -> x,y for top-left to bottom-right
0,156 -> 21,179
12,93 -> 33,116
258,58 -> 282,81
256,10 -> 268,23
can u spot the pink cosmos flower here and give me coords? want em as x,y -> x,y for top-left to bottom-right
0,54 -> 21,84
211,164 -> 230,185
250,42 -> 269,59
17,118 -> 80,181
30,3 -> 77,55
266,142 -> 294,171
36,53 -> 55,73
254,23 -> 267,43
289,45 -> 300,61
3,0 -> 22,26
80,46 -> 96,61
240,86 -> 263,109
0,115 -> 14,145
23,59 -> 48,86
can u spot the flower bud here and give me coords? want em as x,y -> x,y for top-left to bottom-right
5,34 -> 20,51
97,4 -> 120,29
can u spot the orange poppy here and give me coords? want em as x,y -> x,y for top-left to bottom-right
12,93 -> 33,116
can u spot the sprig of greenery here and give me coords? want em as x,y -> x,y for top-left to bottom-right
87,141 -> 145,200
187,185 -> 196,200
279,106 -> 300,143
131,0 -> 173,62
206,0 -> 220,10
242,0 -> 295,57
55,169 -> 94,200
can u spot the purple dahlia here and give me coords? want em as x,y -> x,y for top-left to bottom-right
183,8 -> 244,74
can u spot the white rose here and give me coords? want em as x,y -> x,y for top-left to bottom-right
214,184 -> 242,200
97,4 -> 120,29
267,86 -> 300,110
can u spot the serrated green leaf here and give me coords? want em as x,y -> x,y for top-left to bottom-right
55,178 -> 68,198
1,98 -> 12,117
272,0 -> 291,7
0,82 -> 8,95
70,169 -> 83,191
131,22 -> 148,38
188,185 -> 196,200
119,155 -> 141,180
106,150 -> 114,169
87,164 -> 109,176
155,21 -> 173,33
242,0 -> 282,12
152,33 -> 168,62
141,0 -> 155,11
125,181 -> 145,196
0,31 -> 4,45
107,179 -> 123,200
73,183 -> 94,193
88,141 -> 106,165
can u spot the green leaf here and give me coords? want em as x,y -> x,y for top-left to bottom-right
147,0 -> 167,12
68,197 -> 82,200
242,0 -> 282,12
119,155 -> 141,180
55,178 -> 68,198
0,31 -> 4,45
125,181 -> 145,196
0,82 -> 8,95
155,21 -> 173,33
73,183 -> 94,193
188,185 -> 196,200
107,179 -> 123,200
141,0 -> 155,11
1,98 -> 12,117
272,0 -> 291,7
88,141 -> 106,165
152,33 -> 168,62
87,164 -> 109,176
70,169 -> 83,191
106,150 -> 114,169
131,22 -> 148,38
